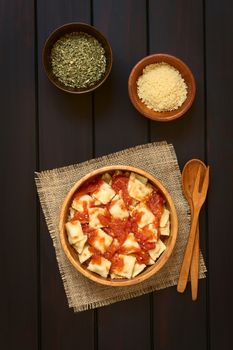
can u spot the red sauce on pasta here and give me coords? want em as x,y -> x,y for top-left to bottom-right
111,175 -> 132,207
66,171 -> 168,279
89,247 -> 102,265
147,190 -> 165,215
71,201 -> 89,223
134,250 -> 150,264
104,241 -> 119,260
87,230 -> 98,246
75,176 -> 103,196
98,214 -> 130,244
110,254 -> 124,273
82,223 -> 95,234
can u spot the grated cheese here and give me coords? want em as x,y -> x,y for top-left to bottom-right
137,62 -> 187,112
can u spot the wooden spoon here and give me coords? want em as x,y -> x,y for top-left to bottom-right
177,164 -> 209,294
182,159 -> 207,300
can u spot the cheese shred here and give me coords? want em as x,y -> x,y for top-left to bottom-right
137,62 -> 188,112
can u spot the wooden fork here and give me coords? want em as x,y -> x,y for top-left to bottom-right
177,165 -> 209,293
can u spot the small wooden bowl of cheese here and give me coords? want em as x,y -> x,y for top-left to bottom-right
128,53 -> 196,121
59,166 -> 178,286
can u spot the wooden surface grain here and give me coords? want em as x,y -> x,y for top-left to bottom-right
205,1 -> 233,349
1,0 -> 232,349
0,1 -> 38,349
149,1 -> 207,349
37,1 -> 94,349
93,2 -> 151,349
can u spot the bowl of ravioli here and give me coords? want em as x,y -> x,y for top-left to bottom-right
59,165 -> 178,286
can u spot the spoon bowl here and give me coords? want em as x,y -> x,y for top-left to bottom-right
182,159 -> 207,210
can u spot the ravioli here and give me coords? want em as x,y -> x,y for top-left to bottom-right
160,208 -> 170,227
131,202 -> 155,228
72,194 -> 92,212
110,273 -> 123,279
73,235 -> 87,254
88,207 -> 106,229
132,262 -> 147,278
65,170 -> 170,280
88,228 -> 113,254
68,207 -> 76,220
111,254 -> 136,279
147,257 -> 155,265
140,223 -> 158,242
160,221 -> 170,236
101,172 -> 112,184
65,220 -> 84,244
92,181 -> 116,204
79,245 -> 93,264
149,239 -> 166,261
128,172 -> 153,201
109,198 -> 129,219
87,257 -> 111,278
121,233 -> 141,254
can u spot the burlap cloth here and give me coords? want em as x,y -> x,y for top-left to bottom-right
35,141 -> 206,312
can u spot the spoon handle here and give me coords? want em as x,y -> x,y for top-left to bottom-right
190,223 -> 199,300
177,208 -> 200,293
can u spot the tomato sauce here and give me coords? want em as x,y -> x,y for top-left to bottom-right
87,229 -> 98,246
98,212 -> 111,227
146,190 -> 165,227
130,211 -> 143,226
110,254 -> 124,273
139,225 -> 155,242
90,201 -> 105,209
71,201 -> 89,223
111,174 -> 132,207
134,230 -> 149,243
89,247 -> 102,265
82,223 -> 95,234
147,190 -> 165,215
140,241 -> 155,251
104,241 -> 120,260
134,250 -> 150,264
75,176 -> 103,197
134,230 -> 156,251
128,216 -> 156,252
98,214 -> 130,244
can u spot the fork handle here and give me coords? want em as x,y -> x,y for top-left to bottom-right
177,208 -> 200,293
190,223 -> 199,300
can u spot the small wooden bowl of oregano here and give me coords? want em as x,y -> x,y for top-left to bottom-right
43,22 -> 112,93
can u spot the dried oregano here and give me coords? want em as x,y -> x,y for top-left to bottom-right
51,32 -> 106,88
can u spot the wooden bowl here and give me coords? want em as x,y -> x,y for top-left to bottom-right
128,53 -> 196,121
59,165 -> 178,286
42,22 -> 112,94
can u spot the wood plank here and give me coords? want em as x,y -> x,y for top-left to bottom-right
205,1 -> 233,349
36,1 -> 94,349
148,0 -> 206,162
98,297 -> 151,350
37,0 -> 93,169
93,1 -> 151,349
148,1 -> 207,349
0,1 -> 38,349
93,0 -> 149,153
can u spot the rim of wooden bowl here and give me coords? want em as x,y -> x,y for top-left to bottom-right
42,22 -> 112,94
59,165 -> 178,286
128,53 -> 196,121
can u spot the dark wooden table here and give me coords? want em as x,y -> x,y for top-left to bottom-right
1,1 -> 233,349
